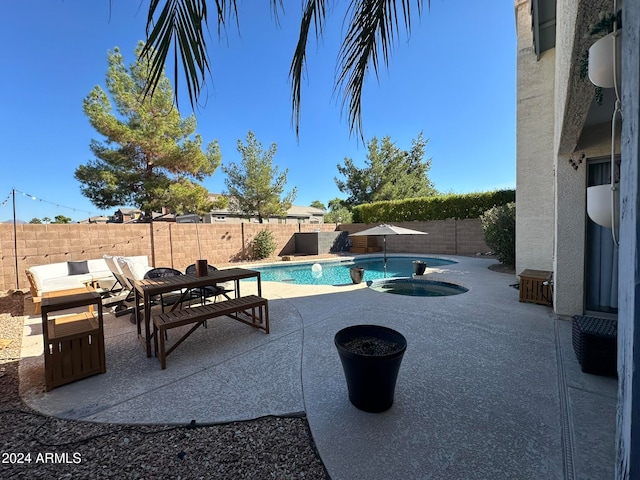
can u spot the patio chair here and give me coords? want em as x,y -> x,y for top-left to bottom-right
103,254 -> 132,294
143,267 -> 191,313
185,263 -> 233,305
102,255 -> 141,316
116,256 -> 154,323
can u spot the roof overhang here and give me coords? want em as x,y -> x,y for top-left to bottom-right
531,0 -> 557,59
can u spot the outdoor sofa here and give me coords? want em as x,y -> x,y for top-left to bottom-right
26,255 -> 149,312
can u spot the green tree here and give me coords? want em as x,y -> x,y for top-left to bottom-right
335,133 -> 437,208
325,198 -> 353,224
42,217 -> 51,224
75,42 -> 222,219
52,215 -> 73,224
223,131 -> 297,223
29,218 -> 42,224
140,1 -> 429,138
310,200 -> 326,210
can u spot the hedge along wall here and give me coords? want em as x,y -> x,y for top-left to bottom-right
352,190 -> 516,223
0,222 -> 338,291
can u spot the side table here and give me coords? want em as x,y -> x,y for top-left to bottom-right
41,288 -> 106,391
572,315 -> 617,376
519,269 -> 553,306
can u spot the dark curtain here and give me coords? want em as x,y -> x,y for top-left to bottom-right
585,160 -> 618,313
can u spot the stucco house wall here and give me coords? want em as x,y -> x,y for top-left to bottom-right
516,0 -> 616,316
515,0 -> 556,277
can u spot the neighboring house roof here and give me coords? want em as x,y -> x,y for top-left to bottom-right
286,205 -> 326,218
111,195 -> 325,223
207,194 -> 325,218
116,208 -> 142,215
77,215 -> 110,224
152,211 -> 176,222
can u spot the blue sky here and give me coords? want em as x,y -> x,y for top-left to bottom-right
0,1 -> 516,223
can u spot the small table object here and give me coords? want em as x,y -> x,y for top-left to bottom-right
41,289 -> 106,391
518,269 -> 553,306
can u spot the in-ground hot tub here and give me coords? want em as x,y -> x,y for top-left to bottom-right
367,278 -> 468,297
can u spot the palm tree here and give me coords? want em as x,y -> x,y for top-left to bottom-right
140,0 -> 427,140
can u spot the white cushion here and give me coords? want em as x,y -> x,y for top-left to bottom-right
41,274 -> 93,292
122,255 -> 149,267
28,263 -> 69,290
103,255 -> 122,275
117,257 -> 153,283
86,258 -> 109,273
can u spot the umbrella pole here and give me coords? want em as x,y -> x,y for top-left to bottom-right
383,236 -> 387,278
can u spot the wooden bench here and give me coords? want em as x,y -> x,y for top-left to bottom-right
152,295 -> 269,369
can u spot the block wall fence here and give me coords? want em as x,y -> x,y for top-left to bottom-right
0,218 -> 489,291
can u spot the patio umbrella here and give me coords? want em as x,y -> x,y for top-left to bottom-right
350,224 -> 428,277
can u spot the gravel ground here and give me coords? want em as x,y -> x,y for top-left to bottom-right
0,290 -> 329,480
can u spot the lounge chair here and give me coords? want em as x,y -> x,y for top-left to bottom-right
114,256 -> 154,323
102,255 -> 151,315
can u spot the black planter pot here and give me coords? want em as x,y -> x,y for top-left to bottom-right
349,267 -> 365,284
413,261 -> 427,276
334,324 -> 407,413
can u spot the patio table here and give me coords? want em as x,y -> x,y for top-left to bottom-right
133,268 -> 262,357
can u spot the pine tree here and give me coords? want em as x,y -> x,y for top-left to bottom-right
223,131 -> 297,223
75,42 -> 222,219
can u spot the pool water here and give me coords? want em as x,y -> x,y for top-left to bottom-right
251,256 -> 456,286
368,278 -> 468,297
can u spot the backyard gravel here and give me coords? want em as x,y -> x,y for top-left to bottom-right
0,290 -> 329,480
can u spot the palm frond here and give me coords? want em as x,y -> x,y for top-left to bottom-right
289,0 -> 327,138
142,0 -> 233,109
336,0 -> 426,139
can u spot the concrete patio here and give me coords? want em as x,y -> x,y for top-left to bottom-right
18,255 -> 617,479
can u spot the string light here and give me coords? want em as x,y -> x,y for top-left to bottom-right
0,188 -> 103,217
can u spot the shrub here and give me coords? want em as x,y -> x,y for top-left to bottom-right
251,229 -> 277,260
352,190 -> 515,223
481,202 -> 516,267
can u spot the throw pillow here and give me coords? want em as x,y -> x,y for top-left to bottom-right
68,260 -> 89,275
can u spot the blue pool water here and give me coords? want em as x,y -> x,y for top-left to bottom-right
250,256 -> 456,286
368,278 -> 468,297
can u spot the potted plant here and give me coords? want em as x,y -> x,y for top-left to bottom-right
587,182 -> 619,229
580,9 -> 622,229
349,266 -> 365,284
412,260 -> 427,276
334,324 -> 407,413
580,9 -> 622,101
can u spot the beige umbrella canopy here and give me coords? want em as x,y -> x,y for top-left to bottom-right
350,224 -> 428,277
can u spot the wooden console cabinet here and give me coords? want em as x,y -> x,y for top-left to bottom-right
40,289 -> 106,391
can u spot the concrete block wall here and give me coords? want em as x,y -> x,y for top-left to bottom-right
0,224 -> 153,292
0,223 -> 339,290
0,220 -> 488,291
295,232 -> 350,255
339,219 -> 489,256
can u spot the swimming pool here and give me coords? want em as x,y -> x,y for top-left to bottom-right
250,256 -> 456,286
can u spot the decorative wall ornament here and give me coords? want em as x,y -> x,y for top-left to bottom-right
569,151 -> 585,171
